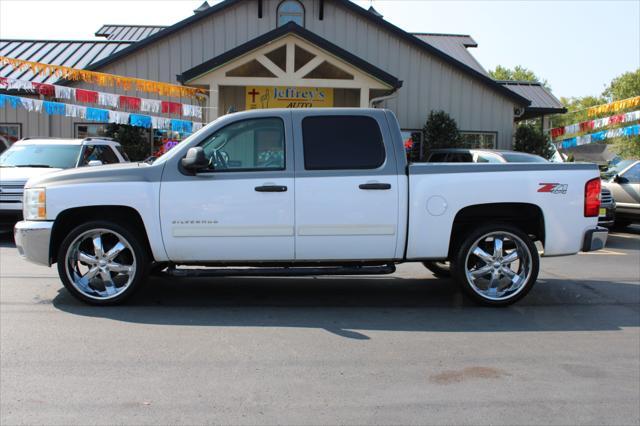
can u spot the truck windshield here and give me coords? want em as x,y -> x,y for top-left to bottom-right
0,144 -> 81,168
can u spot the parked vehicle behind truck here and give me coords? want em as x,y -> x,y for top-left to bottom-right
15,109 -> 607,307
0,138 -> 128,228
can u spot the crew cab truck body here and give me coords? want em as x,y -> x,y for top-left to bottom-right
15,108 -> 607,306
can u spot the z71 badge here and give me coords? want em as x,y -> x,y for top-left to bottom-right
538,183 -> 568,194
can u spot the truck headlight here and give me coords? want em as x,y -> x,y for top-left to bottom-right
24,188 -> 47,220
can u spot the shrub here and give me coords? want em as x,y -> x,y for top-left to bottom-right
421,110 -> 463,157
514,124 -> 554,159
104,124 -> 150,161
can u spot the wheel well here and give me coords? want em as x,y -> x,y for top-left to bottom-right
449,203 -> 545,257
50,206 -> 153,264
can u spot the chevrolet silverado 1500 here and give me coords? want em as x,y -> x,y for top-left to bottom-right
14,108 -> 607,306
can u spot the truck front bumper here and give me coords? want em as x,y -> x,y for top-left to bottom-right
14,220 -> 54,267
582,227 -> 608,252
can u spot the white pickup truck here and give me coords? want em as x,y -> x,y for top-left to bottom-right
15,108 -> 607,306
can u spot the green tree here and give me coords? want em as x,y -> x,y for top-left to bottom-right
422,110 -> 462,155
514,124 -> 554,159
611,135 -> 640,159
603,68 -> 640,101
488,65 -> 550,90
104,124 -> 150,161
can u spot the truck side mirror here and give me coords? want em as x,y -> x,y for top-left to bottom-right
181,147 -> 209,173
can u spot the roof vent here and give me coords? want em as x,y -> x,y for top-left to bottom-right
194,1 -> 210,14
368,6 -> 383,18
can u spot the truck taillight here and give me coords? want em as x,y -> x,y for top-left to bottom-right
584,178 -> 601,217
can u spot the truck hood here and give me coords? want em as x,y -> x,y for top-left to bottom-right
25,162 -> 164,189
0,166 -> 63,184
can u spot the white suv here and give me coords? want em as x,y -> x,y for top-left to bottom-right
0,138 -> 128,227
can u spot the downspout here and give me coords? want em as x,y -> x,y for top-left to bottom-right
369,90 -> 399,108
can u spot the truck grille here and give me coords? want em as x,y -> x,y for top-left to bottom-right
601,188 -> 613,204
0,181 -> 26,204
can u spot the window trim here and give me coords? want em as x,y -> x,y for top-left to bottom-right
276,0 -> 305,28
460,130 -> 498,149
301,115 -> 386,171
0,122 -> 22,146
194,116 -> 287,174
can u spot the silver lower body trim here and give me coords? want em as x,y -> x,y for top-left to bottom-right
14,220 -> 54,266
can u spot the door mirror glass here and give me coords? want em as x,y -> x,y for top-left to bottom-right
87,160 -> 103,167
181,147 -> 210,173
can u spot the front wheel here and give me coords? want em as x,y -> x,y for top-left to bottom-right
57,221 -> 149,305
452,223 -> 539,307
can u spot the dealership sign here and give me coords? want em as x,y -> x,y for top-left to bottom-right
246,86 -> 334,109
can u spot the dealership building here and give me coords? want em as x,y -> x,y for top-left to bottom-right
0,0 -> 565,152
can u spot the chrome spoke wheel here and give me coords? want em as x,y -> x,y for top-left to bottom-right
65,228 -> 137,301
464,231 -> 533,301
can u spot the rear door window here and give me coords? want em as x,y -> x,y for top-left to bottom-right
301,116 -> 385,170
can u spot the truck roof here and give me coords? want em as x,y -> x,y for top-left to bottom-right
13,137 -> 121,147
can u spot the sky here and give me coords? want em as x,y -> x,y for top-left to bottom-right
0,0 -> 638,99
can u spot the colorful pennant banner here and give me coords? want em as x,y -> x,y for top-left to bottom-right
0,56 -> 207,99
0,77 -> 203,119
0,93 -> 204,133
557,123 -> 640,150
587,96 -> 640,118
550,110 -> 640,140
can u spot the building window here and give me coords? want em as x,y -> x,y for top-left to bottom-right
75,123 -> 110,139
401,129 -> 423,161
277,0 -> 304,27
460,131 -> 497,149
0,123 -> 21,152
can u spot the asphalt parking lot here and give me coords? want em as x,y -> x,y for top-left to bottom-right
1,227 -> 639,426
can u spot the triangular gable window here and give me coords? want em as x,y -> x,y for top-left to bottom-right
303,61 -> 354,80
226,59 -> 277,77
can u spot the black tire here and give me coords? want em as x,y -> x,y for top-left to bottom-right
422,261 -> 451,278
57,220 -> 149,305
452,223 -> 539,307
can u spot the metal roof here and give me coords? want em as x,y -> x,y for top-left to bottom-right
412,33 -> 487,75
95,25 -> 168,42
0,40 -> 133,83
499,81 -> 566,118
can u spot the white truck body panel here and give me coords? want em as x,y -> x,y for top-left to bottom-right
406,165 -> 599,258
294,175 -> 400,260
160,175 -> 295,261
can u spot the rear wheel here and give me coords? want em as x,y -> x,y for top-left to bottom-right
452,223 -> 539,307
57,221 -> 148,305
422,261 -> 451,278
